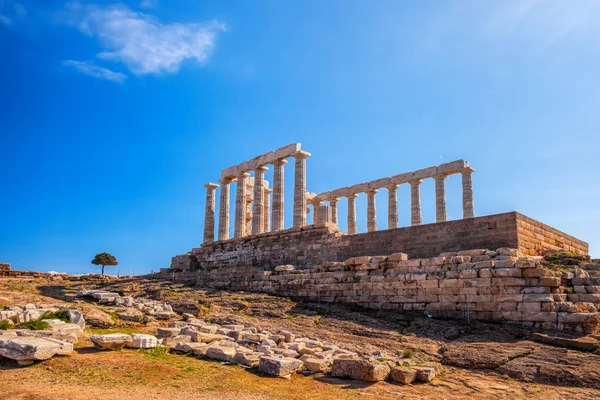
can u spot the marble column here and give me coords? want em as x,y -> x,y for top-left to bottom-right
264,187 -> 272,233
386,184 -> 399,229
329,197 -> 340,228
217,177 -> 231,241
251,166 -> 268,235
234,172 -> 250,238
410,179 -> 422,226
366,189 -> 378,232
347,193 -> 358,235
434,174 -> 448,222
462,167 -> 475,218
293,151 -> 311,228
203,183 -> 219,244
272,158 -> 287,231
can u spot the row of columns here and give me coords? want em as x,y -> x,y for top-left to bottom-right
204,150 -> 311,243
332,167 -> 474,235
205,163 -> 474,243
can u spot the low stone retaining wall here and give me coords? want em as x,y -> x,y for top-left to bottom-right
169,212 -> 588,273
157,249 -> 600,333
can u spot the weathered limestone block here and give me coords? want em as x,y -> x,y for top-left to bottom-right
156,327 -> 181,338
90,334 -> 132,350
66,310 -> 85,329
275,265 -> 294,272
415,367 -> 436,382
258,356 -> 304,377
128,334 -> 158,349
390,366 -> 417,384
206,344 -> 237,362
331,358 -> 391,381
233,349 -> 261,366
0,336 -> 73,365
173,342 -> 207,353
303,357 -> 330,372
117,308 -> 144,322
389,253 -> 409,262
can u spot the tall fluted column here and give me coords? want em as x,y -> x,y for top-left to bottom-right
272,159 -> 287,231
329,197 -> 340,228
251,166 -> 268,235
410,179 -> 422,226
366,189 -> 378,232
293,151 -> 311,227
217,177 -> 231,241
462,167 -> 475,218
386,184 -> 399,229
234,172 -> 250,238
264,187 -> 272,233
347,193 -> 358,235
203,183 -> 219,244
434,174 -> 448,223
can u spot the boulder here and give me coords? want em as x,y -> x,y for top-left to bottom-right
205,345 -> 237,362
303,357 -> 330,372
415,367 -> 436,382
66,310 -> 86,329
258,356 -> 304,377
90,333 -> 132,350
390,366 -> 417,384
275,265 -> 294,272
192,332 -> 230,343
156,327 -> 181,338
117,309 -> 144,323
331,358 -> 391,382
128,334 -> 158,349
173,342 -> 207,353
233,350 -> 261,367
84,309 -> 115,328
0,336 -> 73,366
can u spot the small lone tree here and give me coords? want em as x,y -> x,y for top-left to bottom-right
91,252 -> 118,276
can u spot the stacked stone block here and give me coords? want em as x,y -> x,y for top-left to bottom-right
162,249 -> 600,333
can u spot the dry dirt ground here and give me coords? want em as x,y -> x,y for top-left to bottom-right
1,276 -> 600,400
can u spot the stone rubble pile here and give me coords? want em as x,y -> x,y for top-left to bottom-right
76,290 -> 177,320
92,315 -> 443,384
0,304 -> 85,365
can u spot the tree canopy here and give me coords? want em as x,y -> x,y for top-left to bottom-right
91,252 -> 118,275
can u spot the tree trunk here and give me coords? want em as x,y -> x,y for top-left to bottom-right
102,265 -> 105,276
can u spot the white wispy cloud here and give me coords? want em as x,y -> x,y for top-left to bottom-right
139,0 -> 155,9
0,0 -> 26,25
64,2 -> 225,75
62,60 -> 127,83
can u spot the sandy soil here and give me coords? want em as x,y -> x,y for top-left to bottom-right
1,277 -> 600,400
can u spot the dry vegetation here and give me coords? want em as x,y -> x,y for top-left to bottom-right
1,276 -> 600,400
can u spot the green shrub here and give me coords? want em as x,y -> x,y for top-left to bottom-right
403,349 -> 413,359
42,310 -> 70,323
0,321 -> 13,330
16,320 -> 51,330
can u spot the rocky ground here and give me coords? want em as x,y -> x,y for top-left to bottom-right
1,276 -> 600,399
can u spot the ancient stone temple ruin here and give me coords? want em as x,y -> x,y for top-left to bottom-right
163,143 -> 600,333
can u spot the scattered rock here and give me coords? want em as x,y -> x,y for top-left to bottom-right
258,356 -> 303,377
84,309 -> 115,328
90,334 -> 132,350
331,358 -> 391,382
128,334 -> 158,349
390,366 -> 417,384
0,336 -> 73,365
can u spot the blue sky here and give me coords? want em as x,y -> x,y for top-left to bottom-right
1,0 -> 599,275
